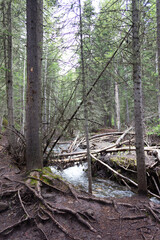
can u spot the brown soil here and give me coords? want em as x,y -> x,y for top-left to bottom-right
0,136 -> 160,240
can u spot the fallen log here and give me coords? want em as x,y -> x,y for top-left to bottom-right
53,140 -> 131,158
52,156 -> 86,163
53,145 -> 157,159
89,132 -> 123,140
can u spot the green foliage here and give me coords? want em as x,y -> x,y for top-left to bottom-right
148,124 -> 160,136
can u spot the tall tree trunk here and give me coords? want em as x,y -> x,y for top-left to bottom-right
43,46 -> 48,133
156,0 -> 160,119
79,0 -> 92,194
26,0 -> 43,171
22,46 -> 26,134
115,80 -> 121,131
125,85 -> 130,126
3,0 -> 16,150
132,0 -> 147,195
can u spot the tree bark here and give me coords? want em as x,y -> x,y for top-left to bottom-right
79,0 -> 92,194
22,46 -> 26,135
132,0 -> 147,195
26,0 -> 43,171
115,80 -> 121,131
3,0 -> 16,150
156,0 -> 160,119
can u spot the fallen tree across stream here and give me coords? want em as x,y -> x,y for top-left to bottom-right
49,128 -> 160,198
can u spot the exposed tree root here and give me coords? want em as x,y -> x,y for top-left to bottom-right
41,208 -> 82,240
0,218 -> 30,236
145,203 -> 160,223
18,189 -> 30,219
34,219 -> 49,240
2,173 -> 160,240
3,175 -> 96,239
109,215 -> 147,220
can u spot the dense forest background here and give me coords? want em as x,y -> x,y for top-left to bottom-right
0,0 -> 159,153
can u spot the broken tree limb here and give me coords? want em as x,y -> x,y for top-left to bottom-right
68,132 -> 80,153
151,176 -> 160,196
115,126 -> 133,147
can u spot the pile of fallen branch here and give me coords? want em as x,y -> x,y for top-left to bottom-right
51,127 -> 160,164
49,127 -> 160,198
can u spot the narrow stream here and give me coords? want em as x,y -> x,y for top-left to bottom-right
50,143 -> 160,203
50,163 -> 134,198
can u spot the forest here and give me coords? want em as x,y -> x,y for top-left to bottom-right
0,0 -> 160,239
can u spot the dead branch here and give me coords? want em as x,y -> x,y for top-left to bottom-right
115,126 -> 133,146
151,176 -> 160,196
148,190 -> 160,200
68,132 -> 80,153
145,204 -> 160,223
90,153 -> 138,187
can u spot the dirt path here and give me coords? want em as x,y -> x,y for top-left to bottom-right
0,135 -> 160,240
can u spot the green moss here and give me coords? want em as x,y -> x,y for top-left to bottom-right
27,167 -> 64,189
30,178 -> 38,186
2,117 -> 8,127
110,155 -> 137,168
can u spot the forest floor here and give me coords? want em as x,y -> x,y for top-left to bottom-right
0,135 -> 160,240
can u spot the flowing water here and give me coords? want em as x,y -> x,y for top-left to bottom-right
51,143 -> 160,203
50,162 -> 134,198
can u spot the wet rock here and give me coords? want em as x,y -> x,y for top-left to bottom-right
0,202 -> 8,213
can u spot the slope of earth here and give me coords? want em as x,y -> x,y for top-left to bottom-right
0,135 -> 160,240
